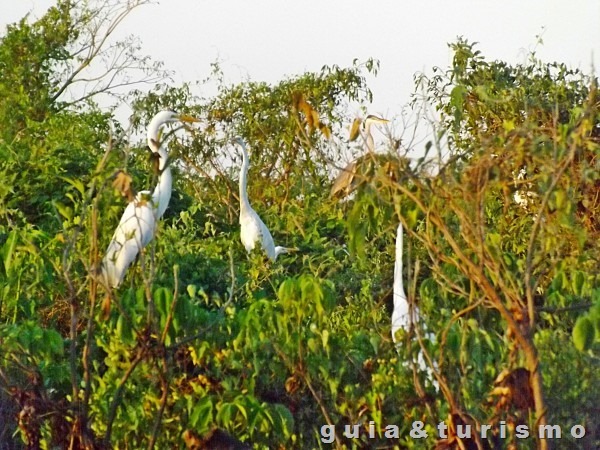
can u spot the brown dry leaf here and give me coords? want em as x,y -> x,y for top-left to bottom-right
101,294 -> 111,320
490,367 -> 534,412
285,375 -> 300,394
192,374 -> 212,389
308,109 -> 319,131
182,429 -> 202,450
291,90 -> 303,109
112,170 -> 134,202
319,122 -> 331,139
292,91 -> 332,136
149,151 -> 161,176
349,118 -> 362,141
298,98 -> 313,128
296,93 -> 315,129
112,170 -> 132,193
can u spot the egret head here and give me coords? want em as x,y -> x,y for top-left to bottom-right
232,136 -> 247,149
147,110 -> 199,151
232,137 -> 250,167
363,114 -> 389,129
274,246 -> 298,259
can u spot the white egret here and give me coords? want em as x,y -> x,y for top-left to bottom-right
391,222 -> 414,342
234,137 -> 293,261
361,114 -> 390,153
330,114 -> 390,198
101,110 -> 198,288
391,221 -> 437,388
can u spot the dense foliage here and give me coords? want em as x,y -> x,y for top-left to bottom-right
1,2 -> 598,449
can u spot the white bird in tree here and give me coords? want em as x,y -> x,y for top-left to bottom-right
391,222 -> 418,343
391,221 -> 438,388
101,110 -> 198,289
330,114 -> 390,198
361,114 -> 390,153
234,137 -> 293,261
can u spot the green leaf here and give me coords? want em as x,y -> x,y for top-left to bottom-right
446,327 -> 461,355
59,176 -> 86,195
53,200 -> 73,221
553,190 -> 566,210
190,396 -> 213,432
271,403 -> 294,437
217,403 -> 234,425
572,271 -> 585,297
44,329 -> 64,356
593,316 -> 600,340
1,230 -> 18,274
116,314 -> 133,345
321,329 -> 329,349
450,85 -> 467,122
406,208 -> 418,229
573,317 -> 594,351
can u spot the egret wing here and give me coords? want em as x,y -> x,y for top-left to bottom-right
257,216 -> 277,261
101,193 -> 157,287
240,210 -> 263,253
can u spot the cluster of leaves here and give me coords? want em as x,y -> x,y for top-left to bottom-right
397,38 -> 600,448
1,2 -> 599,449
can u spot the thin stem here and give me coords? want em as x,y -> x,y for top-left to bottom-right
103,348 -> 145,445
148,354 -> 169,450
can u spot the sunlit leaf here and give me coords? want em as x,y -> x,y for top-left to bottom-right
573,317 -> 594,351
349,118 -> 362,141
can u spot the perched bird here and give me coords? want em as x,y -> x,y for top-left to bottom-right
391,221 -> 438,388
101,110 -> 198,288
357,114 -> 390,154
234,137 -> 293,261
391,222 -> 417,342
330,114 -> 390,198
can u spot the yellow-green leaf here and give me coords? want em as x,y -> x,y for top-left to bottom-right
573,317 -> 594,351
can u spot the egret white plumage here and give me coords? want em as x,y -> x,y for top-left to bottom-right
330,114 -> 390,198
391,221 -> 437,388
391,222 -> 415,342
101,110 -> 198,288
361,114 -> 390,153
234,137 -> 293,261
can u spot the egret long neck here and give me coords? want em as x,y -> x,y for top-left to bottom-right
393,222 -> 405,296
364,122 -> 375,153
239,144 -> 252,214
150,138 -> 172,219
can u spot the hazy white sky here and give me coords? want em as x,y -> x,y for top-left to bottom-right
2,1 -> 599,136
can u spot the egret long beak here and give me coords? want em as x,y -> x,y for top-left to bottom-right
177,113 -> 201,123
365,114 -> 389,124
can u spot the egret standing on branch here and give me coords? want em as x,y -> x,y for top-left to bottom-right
391,222 -> 415,342
101,110 -> 199,289
391,221 -> 438,388
330,114 -> 389,198
234,137 -> 293,261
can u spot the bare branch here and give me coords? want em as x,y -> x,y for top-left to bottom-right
50,0 -> 170,107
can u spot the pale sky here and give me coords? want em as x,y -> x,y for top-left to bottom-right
2,1 -> 599,153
